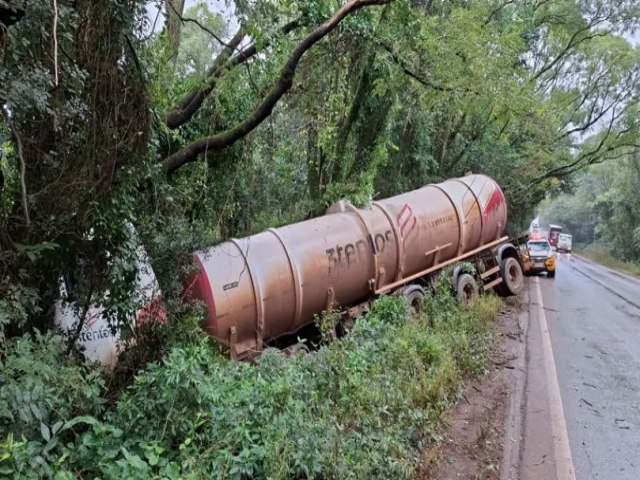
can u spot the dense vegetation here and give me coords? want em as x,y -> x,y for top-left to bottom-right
2,291 -> 501,479
539,152 -> 640,269
1,0 -> 639,477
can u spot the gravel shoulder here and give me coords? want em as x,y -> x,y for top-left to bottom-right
418,294 -> 527,480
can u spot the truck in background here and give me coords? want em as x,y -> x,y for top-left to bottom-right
548,224 -> 562,249
557,233 -> 573,253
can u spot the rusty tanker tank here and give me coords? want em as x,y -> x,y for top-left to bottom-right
184,174 -> 517,358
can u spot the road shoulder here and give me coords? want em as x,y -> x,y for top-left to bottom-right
420,296 -> 526,479
516,276 -> 576,480
418,276 -> 580,480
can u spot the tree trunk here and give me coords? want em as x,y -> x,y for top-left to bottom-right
165,0 -> 185,64
306,119 -> 324,201
333,49 -> 376,181
349,98 -> 393,178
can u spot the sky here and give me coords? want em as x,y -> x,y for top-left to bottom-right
146,0 -> 237,35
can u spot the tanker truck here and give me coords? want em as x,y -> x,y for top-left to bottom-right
184,174 -> 526,359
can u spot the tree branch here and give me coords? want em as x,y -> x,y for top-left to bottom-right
533,29 -> 609,82
161,0 -> 395,175
166,26 -> 246,128
165,19 -> 301,129
2,108 -> 30,227
166,0 -> 231,48
381,43 -> 473,94
530,109 -> 626,183
560,86 -> 632,140
484,0 -> 514,26
334,49 -> 375,180
165,0 -> 186,63
53,0 -> 59,86
533,0 -> 553,13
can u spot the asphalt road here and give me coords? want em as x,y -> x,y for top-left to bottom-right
529,254 -> 640,480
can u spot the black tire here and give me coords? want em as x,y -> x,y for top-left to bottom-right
402,285 -> 425,313
548,270 -> 555,278
456,273 -> 479,309
500,256 -> 524,296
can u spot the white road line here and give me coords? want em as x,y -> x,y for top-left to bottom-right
533,276 -> 576,480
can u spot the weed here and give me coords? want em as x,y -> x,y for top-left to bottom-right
0,290 -> 501,479
578,244 -> 640,276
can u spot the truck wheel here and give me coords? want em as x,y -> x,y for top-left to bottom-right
456,273 -> 479,309
402,285 -> 425,313
500,257 -> 524,296
548,270 -> 555,278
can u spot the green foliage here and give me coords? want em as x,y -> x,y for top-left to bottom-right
1,0 -> 640,475
175,3 -> 228,78
539,151 -> 640,262
0,333 -> 106,478
0,242 -> 58,334
314,307 -> 341,345
0,333 -> 105,433
2,0 -> 640,337
578,244 -> 640,277
1,293 -> 501,479
1,0 -> 152,334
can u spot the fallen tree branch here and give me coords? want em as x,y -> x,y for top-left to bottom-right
162,0 -> 395,174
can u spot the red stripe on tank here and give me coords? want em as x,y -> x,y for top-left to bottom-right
182,254 -> 217,338
482,183 -> 506,222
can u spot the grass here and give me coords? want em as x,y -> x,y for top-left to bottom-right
1,290 -> 503,480
576,244 -> 640,277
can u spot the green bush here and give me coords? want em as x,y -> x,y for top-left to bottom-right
1,291 -> 501,479
0,333 -> 106,479
579,243 -> 640,276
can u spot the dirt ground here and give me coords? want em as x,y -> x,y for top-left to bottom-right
417,297 -> 525,480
